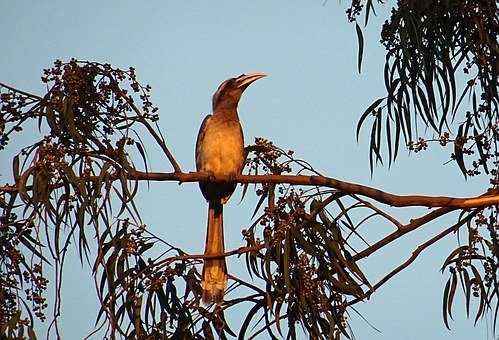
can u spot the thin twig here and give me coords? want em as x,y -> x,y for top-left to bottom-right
352,207 -> 455,261
347,210 -> 477,306
114,85 -> 182,173
351,194 -> 403,229
0,81 -> 43,100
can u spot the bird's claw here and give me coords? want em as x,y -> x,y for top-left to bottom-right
227,173 -> 238,183
206,171 -> 216,182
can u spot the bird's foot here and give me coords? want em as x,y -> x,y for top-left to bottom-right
205,171 -> 216,182
227,172 -> 238,183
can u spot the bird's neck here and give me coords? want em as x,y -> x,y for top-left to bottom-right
213,106 -> 240,121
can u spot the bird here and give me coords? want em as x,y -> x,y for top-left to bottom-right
195,72 -> 266,303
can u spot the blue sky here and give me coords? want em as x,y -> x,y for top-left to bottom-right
0,1 -> 491,339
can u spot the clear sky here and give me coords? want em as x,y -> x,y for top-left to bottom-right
0,1 -> 490,339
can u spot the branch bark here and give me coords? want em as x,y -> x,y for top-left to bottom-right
2,169 -> 498,210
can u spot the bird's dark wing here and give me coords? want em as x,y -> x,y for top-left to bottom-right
195,114 -> 212,171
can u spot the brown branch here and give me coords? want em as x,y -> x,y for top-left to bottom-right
347,210 -> 477,306
2,170 -> 499,210
127,170 -> 499,209
154,243 -> 264,266
352,207 -> 456,261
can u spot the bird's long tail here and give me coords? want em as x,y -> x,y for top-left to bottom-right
202,200 -> 227,303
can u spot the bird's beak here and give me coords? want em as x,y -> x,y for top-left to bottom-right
236,72 -> 267,89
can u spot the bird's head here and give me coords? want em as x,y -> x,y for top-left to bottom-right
212,72 -> 266,111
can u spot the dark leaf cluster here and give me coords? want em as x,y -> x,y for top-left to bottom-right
355,0 -> 498,179
233,140 -> 385,339
441,209 -> 499,330
0,59 -> 164,338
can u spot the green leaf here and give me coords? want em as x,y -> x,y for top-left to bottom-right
135,141 -> 148,172
264,249 -> 276,289
19,235 -> 50,264
462,269 -> 471,317
60,163 -> 87,197
417,86 -> 438,132
452,80 -> 472,122
45,103 -> 59,135
441,246 -> 467,271
442,278 -> 451,330
356,98 -> 384,141
402,92 -> 412,142
364,0 -> 376,27
274,301 -> 283,336
330,276 -> 362,297
470,264 -> 488,325
12,155 -> 19,181
355,22 -> 364,73
454,124 -> 467,178
252,189 -> 267,219
283,232 -> 291,296
474,127 -> 489,174
442,52 -> 456,113
17,166 -> 34,203
386,114 -> 392,165
62,96 -> 83,142
447,271 -> 457,320
393,105 -> 401,161
239,300 -> 264,340
375,107 -> 383,164
343,249 -> 371,289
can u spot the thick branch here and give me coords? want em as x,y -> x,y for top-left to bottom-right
108,170 -> 499,209
2,170 -> 498,210
130,170 -> 499,209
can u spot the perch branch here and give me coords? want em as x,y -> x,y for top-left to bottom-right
2,170 -> 499,210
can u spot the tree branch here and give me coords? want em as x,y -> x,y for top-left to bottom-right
352,207 -> 456,261
0,81 -> 43,100
2,170 -> 498,210
116,170 -> 499,209
347,210 -> 477,306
